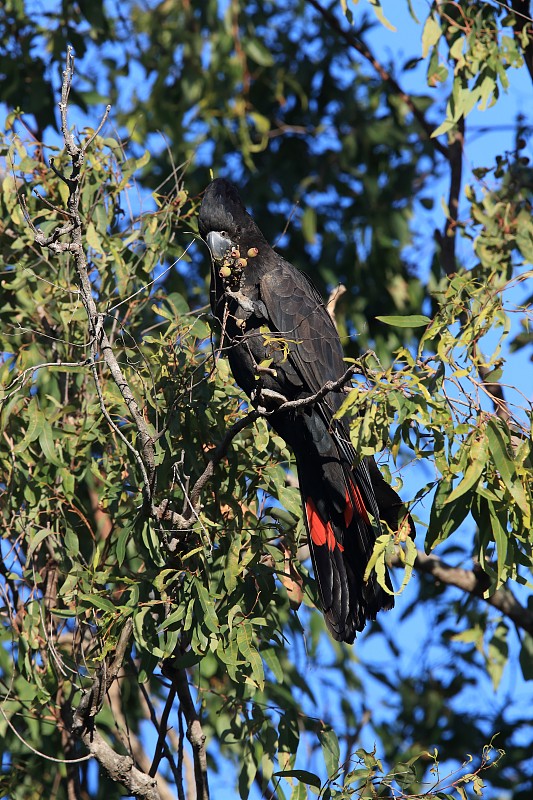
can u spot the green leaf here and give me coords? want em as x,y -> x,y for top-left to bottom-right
243,38 -> 274,66
86,221 -> 104,253
422,14 -> 442,58
172,650 -> 202,669
116,525 -> 132,566
445,431 -> 488,503
27,528 -> 54,558
367,0 -> 396,32
194,579 -> 219,634
273,770 -> 321,790
487,498 -> 509,586
14,397 -> 43,452
301,206 -> 317,244
237,622 -> 264,689
431,118 -> 456,138
519,632 -> 533,681
487,621 -> 508,691
262,646 -> 284,682
318,725 -> 340,777
64,527 -> 80,558
39,422 -> 62,466
426,478 -> 471,551
487,419 -> 530,516
78,592 -> 116,614
278,709 -> 299,767
375,314 -> 431,328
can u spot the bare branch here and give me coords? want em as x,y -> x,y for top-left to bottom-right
149,684 -> 178,779
412,550 -> 533,636
137,680 -> 183,794
107,680 -> 178,800
259,363 -> 360,416
78,726 -> 161,800
162,664 -> 210,800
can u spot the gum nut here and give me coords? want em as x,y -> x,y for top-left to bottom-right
235,258 -> 248,268
247,247 -> 259,257
230,247 -> 240,258
236,318 -> 246,329
219,266 -> 232,278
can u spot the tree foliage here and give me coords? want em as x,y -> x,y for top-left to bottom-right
0,1 -> 532,799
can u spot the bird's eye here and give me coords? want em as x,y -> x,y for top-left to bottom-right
220,230 -> 228,238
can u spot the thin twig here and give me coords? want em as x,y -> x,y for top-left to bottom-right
149,684 -> 177,778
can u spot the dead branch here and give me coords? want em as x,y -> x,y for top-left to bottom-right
326,283 -> 347,332
21,46 -> 156,506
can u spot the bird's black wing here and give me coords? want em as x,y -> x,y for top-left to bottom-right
259,258 -> 347,394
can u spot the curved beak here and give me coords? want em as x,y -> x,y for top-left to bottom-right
206,231 -> 234,262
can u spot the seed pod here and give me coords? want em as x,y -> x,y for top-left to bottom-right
219,266 -> 232,278
247,247 -> 259,257
230,247 -> 240,258
236,317 -> 246,329
235,258 -> 248,269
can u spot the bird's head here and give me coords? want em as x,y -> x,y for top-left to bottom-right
198,178 -> 267,264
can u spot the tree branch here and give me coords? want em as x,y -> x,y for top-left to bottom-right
63,619 -> 166,800
412,550 -> 533,636
107,679 -> 178,800
436,117 -> 464,277
162,664 -> 210,800
434,114 -> 513,425
78,726 -> 161,800
306,0 -> 450,158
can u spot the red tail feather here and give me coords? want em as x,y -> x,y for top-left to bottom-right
344,480 -> 371,528
305,497 -> 344,553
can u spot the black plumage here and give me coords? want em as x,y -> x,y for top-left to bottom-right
198,178 -> 412,643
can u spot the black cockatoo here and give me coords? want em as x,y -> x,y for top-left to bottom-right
198,178 -> 412,643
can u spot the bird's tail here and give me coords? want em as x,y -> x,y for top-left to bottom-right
292,414 -> 395,643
